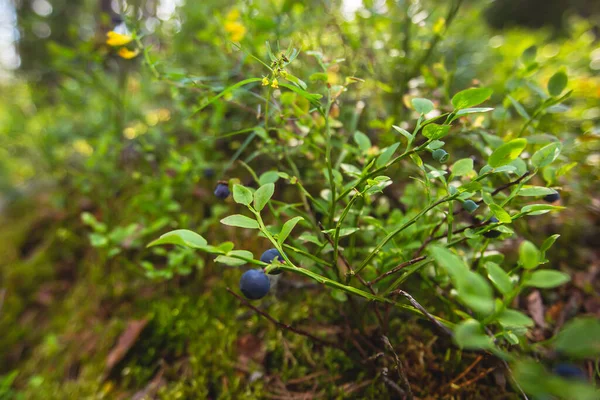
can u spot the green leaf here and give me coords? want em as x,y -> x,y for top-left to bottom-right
427,140 -> 445,150
376,143 -> 400,168
278,82 -> 323,108
531,142 -> 562,168
411,97 -> 434,114
354,131 -> 371,152
451,87 -> 493,109
422,123 -> 450,140
220,215 -> 259,229
233,184 -> 253,206
485,262 -> 513,295
147,229 -> 208,249
521,45 -> 537,64
554,317 -> 600,358
215,250 -> 253,266
429,246 -> 494,315
392,125 -> 412,140
429,246 -> 468,280
540,234 -> 560,255
497,309 -> 534,328
456,270 -> 495,315
455,107 -> 494,117
322,227 -> 360,237
489,204 -> 512,224
193,78 -> 263,114
521,204 -> 565,215
340,163 -> 362,177
89,233 -> 108,248
254,183 -> 275,212
488,138 -> 527,168
278,216 -> 304,245
454,319 -> 494,350
259,171 -> 280,185
298,232 -> 323,245
451,158 -> 474,177
518,186 -> 558,197
519,241 -> 540,269
548,70 -> 568,97
525,270 -> 570,288
514,360 -> 599,400
286,73 -> 307,90
507,95 -> 530,119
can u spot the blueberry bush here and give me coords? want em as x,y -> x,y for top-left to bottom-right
1,1 -> 599,399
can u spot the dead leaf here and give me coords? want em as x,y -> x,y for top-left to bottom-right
105,319 -> 148,376
527,290 -> 547,329
236,334 -> 266,369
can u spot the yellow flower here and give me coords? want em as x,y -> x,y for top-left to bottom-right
118,48 -> 140,59
262,77 -> 270,86
280,70 -> 288,79
106,31 -> 133,47
224,21 -> 246,42
225,9 -> 240,21
271,78 -> 279,89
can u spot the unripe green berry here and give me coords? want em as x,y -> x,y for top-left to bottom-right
432,149 -> 449,163
463,199 -> 479,213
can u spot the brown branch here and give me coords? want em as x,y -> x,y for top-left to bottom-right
450,366 -> 496,390
382,335 -> 413,399
447,355 -> 483,387
390,290 -> 454,337
227,288 -> 341,350
453,171 -> 532,218
368,256 -> 427,286
414,218 -> 446,257
319,225 -> 387,330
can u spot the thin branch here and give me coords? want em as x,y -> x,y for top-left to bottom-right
390,290 -> 454,337
450,366 -> 496,390
227,288 -> 341,350
452,171 -> 532,218
447,355 -> 483,387
490,171 -> 531,196
414,218 -> 446,257
369,256 -> 427,286
382,335 -> 413,399
319,225 -> 387,329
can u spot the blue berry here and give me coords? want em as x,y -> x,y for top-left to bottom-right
543,192 -> 560,203
553,364 -> 586,380
483,216 -> 501,239
214,183 -> 230,200
432,149 -> 449,163
239,269 -> 271,300
463,200 -> 479,213
204,168 -> 215,179
261,248 -> 283,275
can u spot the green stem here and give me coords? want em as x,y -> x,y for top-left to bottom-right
355,194 -> 458,275
325,99 -> 336,227
336,140 -> 431,202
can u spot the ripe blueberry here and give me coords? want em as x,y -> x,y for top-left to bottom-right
553,364 -> 586,380
203,168 -> 215,179
214,182 -> 230,200
463,200 -> 479,213
432,149 -> 449,163
543,192 -> 560,203
261,248 -> 284,275
239,269 -> 271,300
483,216 -> 501,239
